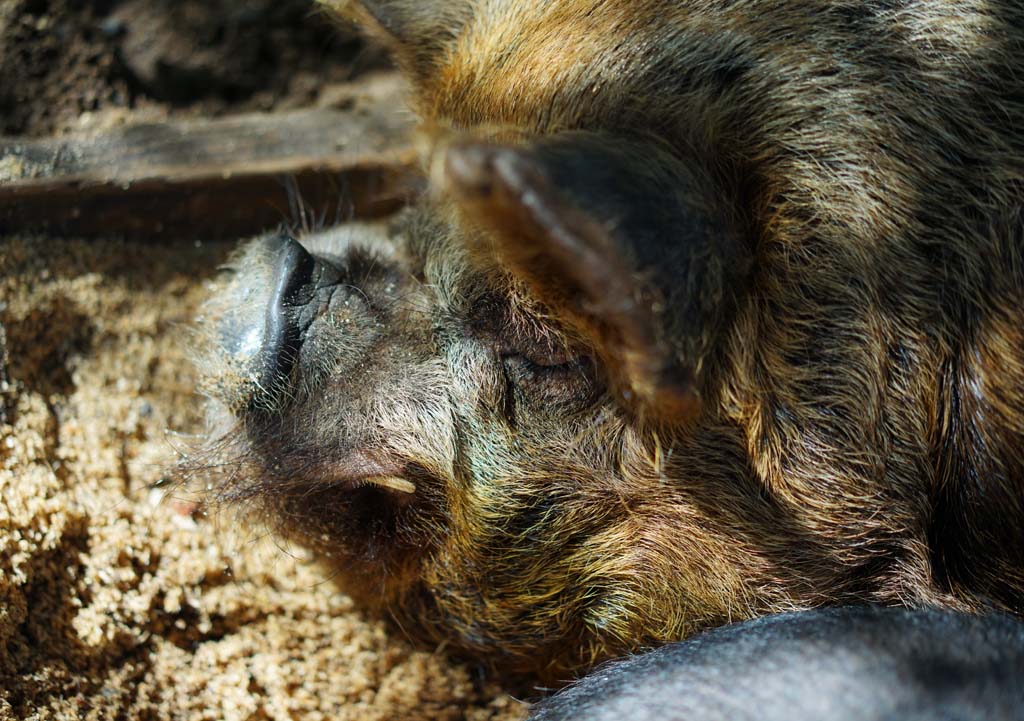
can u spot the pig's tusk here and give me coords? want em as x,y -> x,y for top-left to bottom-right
366,476 -> 417,494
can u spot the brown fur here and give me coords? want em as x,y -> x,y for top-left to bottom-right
187,0 -> 1024,682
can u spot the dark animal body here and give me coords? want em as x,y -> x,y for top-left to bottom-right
188,0 -> 1024,681
528,607 -> 1024,721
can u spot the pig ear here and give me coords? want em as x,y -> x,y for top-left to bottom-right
319,1 -> 471,76
443,133 -> 747,423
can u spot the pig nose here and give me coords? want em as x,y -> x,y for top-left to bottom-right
213,231 -> 351,412
257,233 -> 317,395
265,232 -> 315,342
269,233 -> 317,307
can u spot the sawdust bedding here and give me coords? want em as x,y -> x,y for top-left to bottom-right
0,236 -> 528,720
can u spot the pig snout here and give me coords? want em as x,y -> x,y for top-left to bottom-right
210,231 -> 381,414
217,233 -> 316,402
258,233 -> 317,388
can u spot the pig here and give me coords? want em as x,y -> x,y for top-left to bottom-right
527,607 -> 1024,721
186,0 -> 1024,682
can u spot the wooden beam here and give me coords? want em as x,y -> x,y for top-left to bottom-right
0,76 -> 420,240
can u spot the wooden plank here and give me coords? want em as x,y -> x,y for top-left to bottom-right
0,75 -> 420,240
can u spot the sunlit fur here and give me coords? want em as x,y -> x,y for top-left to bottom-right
189,0 -> 1024,681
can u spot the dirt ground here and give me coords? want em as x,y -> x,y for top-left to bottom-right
0,0 -> 389,137
1,1 -> 529,719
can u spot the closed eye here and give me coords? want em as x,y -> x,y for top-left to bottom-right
501,352 -> 591,378
500,351 -> 600,416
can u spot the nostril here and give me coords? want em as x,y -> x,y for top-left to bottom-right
255,233 -> 317,404
266,233 -> 316,309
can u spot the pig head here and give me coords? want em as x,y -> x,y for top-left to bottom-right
188,0 -> 1024,679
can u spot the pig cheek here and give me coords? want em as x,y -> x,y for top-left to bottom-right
440,344 -> 532,488
370,358 -> 459,489
443,340 -> 508,421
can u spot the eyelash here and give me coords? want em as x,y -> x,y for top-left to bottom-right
502,353 -> 588,379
